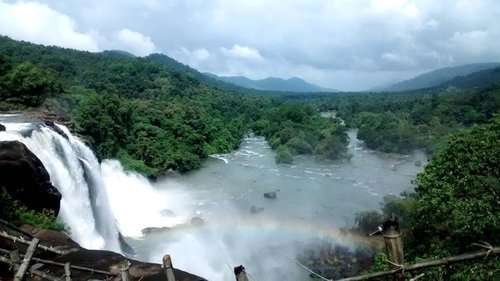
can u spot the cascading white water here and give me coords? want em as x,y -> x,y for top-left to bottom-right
0,122 -> 120,251
101,160 -> 190,237
0,118 -> 191,253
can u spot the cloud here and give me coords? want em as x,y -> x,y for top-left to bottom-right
114,28 -> 156,56
448,30 -> 491,56
192,48 -> 210,61
220,44 -> 263,61
2,0 -> 500,90
0,1 -> 159,57
0,0 -> 99,51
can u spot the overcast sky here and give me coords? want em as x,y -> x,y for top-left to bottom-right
1,0 -> 499,91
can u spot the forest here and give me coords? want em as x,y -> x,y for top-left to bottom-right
0,36 -> 347,176
314,87 -> 499,154
0,36 -> 498,280
352,117 -> 499,280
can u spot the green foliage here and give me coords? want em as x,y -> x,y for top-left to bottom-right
316,88 -> 499,155
354,195 -> 416,234
0,60 -> 61,109
0,190 -> 64,231
0,36 -> 352,175
380,194 -> 416,229
361,118 -> 500,279
368,252 -> 391,273
254,103 -> 348,163
356,112 -> 417,153
73,92 -> 251,176
15,206 -> 65,231
354,210 -> 383,235
410,117 -> 500,256
275,145 -> 294,164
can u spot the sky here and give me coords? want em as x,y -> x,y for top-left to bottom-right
1,0 -> 499,91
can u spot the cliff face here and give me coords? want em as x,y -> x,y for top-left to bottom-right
0,141 -> 61,214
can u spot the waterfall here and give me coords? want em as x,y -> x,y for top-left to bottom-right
0,118 -> 191,253
0,121 -> 120,251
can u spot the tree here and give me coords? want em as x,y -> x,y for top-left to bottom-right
410,117 -> 500,255
3,62 -> 60,106
276,145 -> 294,164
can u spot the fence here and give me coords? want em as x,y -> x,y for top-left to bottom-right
1,218 -> 497,281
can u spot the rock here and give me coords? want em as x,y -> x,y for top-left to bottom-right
414,160 -> 422,167
44,120 -> 68,139
0,123 -> 5,132
190,217 -> 205,226
20,224 -> 79,249
250,205 -> 264,214
160,209 -> 176,217
0,141 -> 61,213
141,226 -> 170,235
118,232 -> 136,255
264,191 -> 277,199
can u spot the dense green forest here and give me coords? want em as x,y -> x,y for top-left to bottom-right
0,36 -> 346,176
314,87 -> 499,154
354,117 -> 499,280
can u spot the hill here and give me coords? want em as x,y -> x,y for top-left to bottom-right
207,74 -> 336,93
146,54 -> 336,97
380,63 -> 500,92
440,67 -> 500,89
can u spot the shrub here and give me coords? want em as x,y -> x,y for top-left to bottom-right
15,206 -> 65,231
275,145 -> 294,164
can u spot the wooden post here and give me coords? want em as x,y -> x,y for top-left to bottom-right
382,217 -> 404,280
162,255 -> 176,281
234,265 -> 249,281
10,249 -> 20,263
14,237 -> 39,281
64,262 -> 72,281
120,261 -> 130,281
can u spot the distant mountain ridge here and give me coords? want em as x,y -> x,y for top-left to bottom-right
441,66 -> 500,89
207,73 -> 336,93
379,63 -> 500,92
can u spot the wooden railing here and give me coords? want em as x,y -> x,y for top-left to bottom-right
1,218 -> 497,281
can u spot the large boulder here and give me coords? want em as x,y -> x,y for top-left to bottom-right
0,141 -> 61,213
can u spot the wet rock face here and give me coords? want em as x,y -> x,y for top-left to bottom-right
43,121 -> 68,139
0,141 -> 61,213
142,226 -> 171,235
263,191 -> 277,199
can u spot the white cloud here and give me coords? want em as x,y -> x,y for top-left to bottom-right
448,30 -> 490,56
114,28 -> 156,56
370,0 -> 420,18
192,48 -> 210,61
220,44 -> 263,61
0,0 -> 99,51
381,52 -> 417,68
2,0 -> 500,90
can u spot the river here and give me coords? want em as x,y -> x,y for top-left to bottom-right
125,130 -> 427,280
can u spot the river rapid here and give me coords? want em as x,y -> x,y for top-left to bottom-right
126,130 -> 427,280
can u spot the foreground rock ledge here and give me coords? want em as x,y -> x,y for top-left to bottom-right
0,225 -> 206,281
